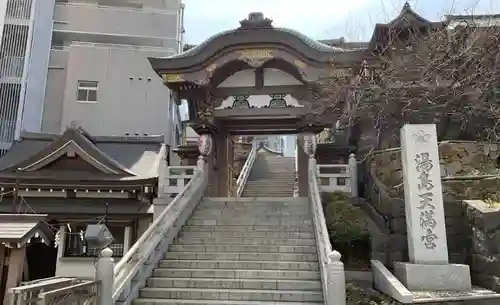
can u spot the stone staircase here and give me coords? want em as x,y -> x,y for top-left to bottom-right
242,151 -> 296,197
133,197 -> 323,305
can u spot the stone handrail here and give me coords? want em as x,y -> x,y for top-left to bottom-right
316,154 -> 358,197
112,166 -> 207,304
6,277 -> 82,305
163,166 -> 196,197
260,144 -> 283,156
308,157 -> 346,305
236,140 -> 257,197
37,281 -> 100,305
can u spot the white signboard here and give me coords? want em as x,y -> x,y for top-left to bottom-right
400,124 -> 449,264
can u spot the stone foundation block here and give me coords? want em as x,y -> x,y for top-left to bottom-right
394,262 -> 471,291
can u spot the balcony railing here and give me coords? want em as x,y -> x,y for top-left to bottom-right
69,41 -> 177,53
5,0 -> 32,20
1,56 -> 25,78
0,120 -> 17,143
54,1 -> 180,13
53,2 -> 180,40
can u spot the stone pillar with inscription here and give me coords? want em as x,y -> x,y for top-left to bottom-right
394,124 -> 471,291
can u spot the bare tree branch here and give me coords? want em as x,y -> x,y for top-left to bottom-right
312,18 -> 500,153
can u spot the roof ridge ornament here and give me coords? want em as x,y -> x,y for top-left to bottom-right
239,12 -> 273,30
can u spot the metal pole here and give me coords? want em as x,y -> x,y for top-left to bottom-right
104,202 -> 109,226
12,168 -> 21,213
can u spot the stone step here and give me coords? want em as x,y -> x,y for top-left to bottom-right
202,197 -> 306,202
186,219 -> 312,226
199,197 -> 309,203
187,215 -> 312,222
250,175 -> 294,177
241,191 -> 294,194
241,188 -> 294,191
181,225 -> 314,233
245,182 -> 295,191
247,177 -> 295,180
242,187 -> 294,190
241,192 -> 294,196
246,177 -> 295,180
152,268 -> 321,280
190,211 -> 311,218
134,299 -> 322,305
195,203 -> 307,208
246,185 -> 295,187
173,237 -> 316,247
178,230 -> 315,239
243,186 -> 295,190
195,203 -> 306,208
192,205 -> 309,212
139,288 -> 323,302
158,260 -> 320,271
242,187 -> 294,191
169,244 -> 318,254
255,160 -> 293,162
164,252 -> 319,262
250,174 -> 294,176
250,171 -> 294,173
147,277 -> 322,291
196,205 -> 304,210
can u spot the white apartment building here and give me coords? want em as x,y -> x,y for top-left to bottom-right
0,0 -> 184,156
0,0 -> 53,153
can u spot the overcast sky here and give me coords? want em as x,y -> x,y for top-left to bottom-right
182,0 -> 500,44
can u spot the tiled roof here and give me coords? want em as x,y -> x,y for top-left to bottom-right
0,214 -> 52,248
0,127 -> 165,181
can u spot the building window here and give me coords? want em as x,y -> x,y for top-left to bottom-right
64,224 -> 126,257
77,81 -> 98,103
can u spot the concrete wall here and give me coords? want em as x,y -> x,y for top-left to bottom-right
21,0 -> 55,134
42,45 -> 175,141
42,0 -> 183,148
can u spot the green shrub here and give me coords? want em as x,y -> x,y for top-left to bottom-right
322,192 -> 370,244
346,283 -> 395,305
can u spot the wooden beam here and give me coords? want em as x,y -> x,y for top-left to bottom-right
213,85 -> 304,98
255,67 -> 264,89
0,244 -> 5,298
3,247 -> 26,305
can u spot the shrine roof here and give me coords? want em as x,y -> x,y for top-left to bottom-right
0,124 -> 165,184
0,214 -> 53,248
149,12 -> 359,71
368,2 -> 447,50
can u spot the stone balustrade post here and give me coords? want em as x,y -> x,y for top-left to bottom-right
326,251 -> 346,305
348,153 -> 358,198
96,248 -> 114,305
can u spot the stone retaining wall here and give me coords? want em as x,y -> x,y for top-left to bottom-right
464,200 -> 500,293
361,141 -> 500,268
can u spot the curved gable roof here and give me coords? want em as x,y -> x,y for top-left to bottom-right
149,12 -> 350,72
0,125 -> 165,182
368,2 -> 447,51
